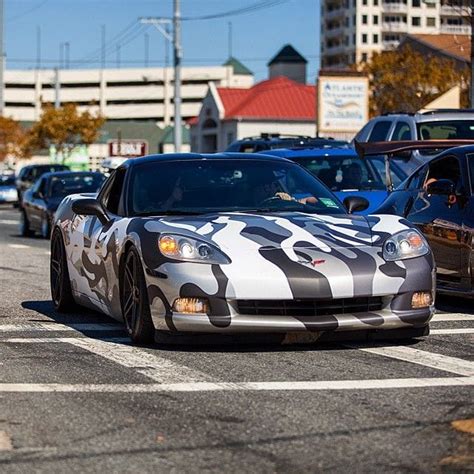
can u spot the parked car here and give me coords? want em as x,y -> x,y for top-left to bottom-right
353,109 -> 474,174
0,175 -> 18,205
225,133 -> 349,153
20,171 -> 105,238
16,164 -> 70,204
364,141 -> 474,297
50,152 -> 434,344
261,147 -> 396,214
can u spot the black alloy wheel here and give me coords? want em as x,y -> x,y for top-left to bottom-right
50,229 -> 76,312
121,247 -> 154,343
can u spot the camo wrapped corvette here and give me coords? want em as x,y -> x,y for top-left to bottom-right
50,153 -> 435,343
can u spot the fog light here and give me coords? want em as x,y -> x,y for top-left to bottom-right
411,291 -> 433,309
173,297 -> 209,314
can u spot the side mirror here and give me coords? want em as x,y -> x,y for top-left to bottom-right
426,179 -> 455,196
72,198 -> 109,225
343,196 -> 370,214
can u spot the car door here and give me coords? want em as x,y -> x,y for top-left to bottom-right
405,154 -> 470,289
28,177 -> 47,230
69,167 -> 127,310
464,153 -> 474,292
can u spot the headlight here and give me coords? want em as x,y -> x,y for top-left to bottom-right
158,234 -> 230,264
383,229 -> 429,261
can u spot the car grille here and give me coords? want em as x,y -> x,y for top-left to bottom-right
236,297 -> 384,317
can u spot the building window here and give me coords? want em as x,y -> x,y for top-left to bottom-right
427,17 -> 436,27
353,14 -> 356,26
373,15 -> 379,25
374,0 -> 378,4
373,34 -> 379,44
362,0 -> 367,5
412,0 -> 420,6
362,33 -> 368,44
227,132 -> 234,145
353,33 -> 356,44
411,17 -> 421,26
362,14 -> 368,24
361,53 -> 368,62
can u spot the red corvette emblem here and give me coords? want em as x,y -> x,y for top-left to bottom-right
311,259 -> 326,267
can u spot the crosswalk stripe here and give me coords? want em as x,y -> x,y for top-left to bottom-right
431,313 -> 474,322
0,377 -> 472,393
0,322 -> 124,332
354,345 -> 474,376
431,328 -> 474,335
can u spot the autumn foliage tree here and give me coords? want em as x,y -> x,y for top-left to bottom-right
360,46 -> 469,116
0,116 -> 30,162
27,103 -> 105,163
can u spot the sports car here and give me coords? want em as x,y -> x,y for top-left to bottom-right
50,153 -> 435,344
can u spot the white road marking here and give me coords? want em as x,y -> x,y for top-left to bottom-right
0,322 -> 124,332
431,313 -> 474,322
355,345 -> 474,376
0,431 -> 13,451
7,243 -> 30,249
431,328 -> 474,335
0,377 -> 472,393
0,219 -> 17,225
6,337 -> 213,384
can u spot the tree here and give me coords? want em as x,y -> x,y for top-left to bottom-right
0,116 -> 30,162
360,46 -> 469,116
27,103 -> 105,163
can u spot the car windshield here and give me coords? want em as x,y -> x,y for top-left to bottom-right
48,174 -> 105,198
129,159 -> 346,216
289,154 -> 386,192
365,156 -> 408,188
0,176 -> 15,186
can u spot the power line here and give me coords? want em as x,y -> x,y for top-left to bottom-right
6,0 -> 49,23
181,0 -> 288,21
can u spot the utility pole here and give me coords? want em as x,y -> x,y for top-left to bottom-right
0,0 -> 5,116
54,68 -> 60,109
144,33 -> 149,67
65,42 -> 70,69
173,0 -> 182,152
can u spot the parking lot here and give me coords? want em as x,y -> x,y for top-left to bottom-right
0,204 -> 473,472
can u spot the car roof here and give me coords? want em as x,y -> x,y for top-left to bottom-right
377,111 -> 474,122
261,147 -> 358,158
124,152 -> 293,167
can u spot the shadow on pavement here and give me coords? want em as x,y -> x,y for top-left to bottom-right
436,295 -> 474,315
19,299 -> 423,354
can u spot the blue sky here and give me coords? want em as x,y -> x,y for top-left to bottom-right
5,0 -> 320,82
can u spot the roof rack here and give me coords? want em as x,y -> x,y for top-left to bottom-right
354,139 -> 474,158
240,134 -> 314,141
420,109 -> 474,115
380,112 -> 415,116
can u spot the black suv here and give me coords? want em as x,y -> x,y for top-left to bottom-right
16,164 -> 70,204
225,134 -> 348,153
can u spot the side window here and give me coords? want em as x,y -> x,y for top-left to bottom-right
367,121 -> 392,142
391,122 -> 412,141
101,168 -> 126,215
354,121 -> 372,142
406,165 -> 428,190
425,155 -> 462,192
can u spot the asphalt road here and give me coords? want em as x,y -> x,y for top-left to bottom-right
0,204 -> 473,473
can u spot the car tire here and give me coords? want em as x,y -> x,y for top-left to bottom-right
41,215 -> 51,239
19,210 -> 33,237
50,228 -> 77,312
121,247 -> 155,344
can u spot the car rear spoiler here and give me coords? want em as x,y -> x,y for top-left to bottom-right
354,139 -> 474,158
354,139 -> 474,192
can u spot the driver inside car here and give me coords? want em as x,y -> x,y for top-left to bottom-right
253,174 -> 317,206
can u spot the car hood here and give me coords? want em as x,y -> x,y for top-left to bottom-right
145,211 -> 394,252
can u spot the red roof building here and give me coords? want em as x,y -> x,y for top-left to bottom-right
190,76 -> 317,153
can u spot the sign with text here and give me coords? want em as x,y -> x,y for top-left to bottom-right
108,140 -> 148,157
317,76 -> 369,135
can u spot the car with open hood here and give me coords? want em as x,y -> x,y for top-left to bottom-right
50,152 -> 435,344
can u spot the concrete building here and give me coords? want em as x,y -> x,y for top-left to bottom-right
4,61 -> 254,124
321,0 -> 471,68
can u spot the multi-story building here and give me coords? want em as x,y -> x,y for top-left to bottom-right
321,0 -> 471,68
4,59 -> 254,124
